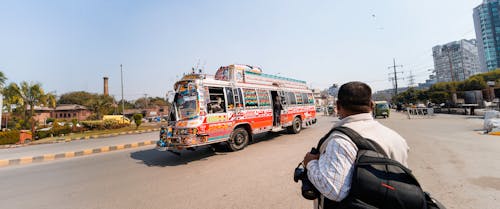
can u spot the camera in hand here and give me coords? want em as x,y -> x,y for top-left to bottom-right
293,147 -> 320,200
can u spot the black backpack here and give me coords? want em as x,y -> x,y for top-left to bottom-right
316,126 -> 445,209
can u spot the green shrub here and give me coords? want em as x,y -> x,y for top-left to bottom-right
133,114 -> 143,129
81,120 -> 128,130
0,130 -> 20,145
81,120 -> 104,130
46,118 -> 55,124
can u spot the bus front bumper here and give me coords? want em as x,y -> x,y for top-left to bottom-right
156,134 -> 210,151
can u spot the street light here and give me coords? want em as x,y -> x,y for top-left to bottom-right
120,64 -> 125,123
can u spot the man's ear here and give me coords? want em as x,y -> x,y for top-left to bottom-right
369,101 -> 375,110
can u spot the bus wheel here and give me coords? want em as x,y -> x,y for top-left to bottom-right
288,117 -> 302,134
228,128 -> 249,151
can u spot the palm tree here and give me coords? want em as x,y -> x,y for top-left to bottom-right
89,95 -> 114,119
3,83 -> 21,129
46,93 -> 57,122
6,81 -> 48,134
0,71 -> 7,87
0,71 -> 7,129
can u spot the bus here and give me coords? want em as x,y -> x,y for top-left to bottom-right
157,64 -> 317,152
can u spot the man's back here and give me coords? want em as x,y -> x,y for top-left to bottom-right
340,113 -> 409,166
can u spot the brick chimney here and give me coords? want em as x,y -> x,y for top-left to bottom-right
103,77 -> 109,96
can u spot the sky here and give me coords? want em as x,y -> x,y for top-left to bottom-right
0,0 -> 484,100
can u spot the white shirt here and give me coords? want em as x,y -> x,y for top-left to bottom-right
306,113 -> 409,206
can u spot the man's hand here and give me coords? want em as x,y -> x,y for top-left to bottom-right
303,152 -> 319,167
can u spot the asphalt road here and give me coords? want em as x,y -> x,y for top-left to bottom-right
0,112 -> 498,209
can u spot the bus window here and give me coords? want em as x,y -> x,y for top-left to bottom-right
257,89 -> 271,107
301,93 -> 308,105
207,87 -> 226,113
278,91 -> 287,105
287,92 -> 297,105
225,87 -> 235,110
307,93 -> 314,104
296,92 -> 303,104
243,88 -> 258,108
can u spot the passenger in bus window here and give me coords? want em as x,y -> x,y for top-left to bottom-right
209,96 -> 224,113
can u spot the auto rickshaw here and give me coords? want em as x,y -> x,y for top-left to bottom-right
374,101 -> 390,118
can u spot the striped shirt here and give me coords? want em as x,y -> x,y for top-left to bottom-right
306,113 -> 409,208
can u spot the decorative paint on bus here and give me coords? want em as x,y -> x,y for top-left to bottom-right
157,64 -> 317,152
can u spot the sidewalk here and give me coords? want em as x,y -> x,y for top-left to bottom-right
0,131 -> 158,167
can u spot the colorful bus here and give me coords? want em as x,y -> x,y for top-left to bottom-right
157,64 -> 317,152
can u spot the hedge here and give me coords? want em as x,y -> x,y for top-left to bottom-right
0,130 -> 20,145
81,120 -> 129,130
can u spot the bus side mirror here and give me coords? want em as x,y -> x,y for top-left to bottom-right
167,91 -> 175,103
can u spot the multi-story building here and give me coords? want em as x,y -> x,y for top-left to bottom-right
432,39 -> 480,82
474,0 -> 500,72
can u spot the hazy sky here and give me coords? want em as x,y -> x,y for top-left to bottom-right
0,0 -> 483,100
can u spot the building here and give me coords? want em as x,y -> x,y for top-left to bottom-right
432,39 -> 480,82
33,104 -> 92,124
474,0 -> 500,72
417,73 -> 437,89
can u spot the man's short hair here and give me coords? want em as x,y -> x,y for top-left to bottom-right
337,81 -> 372,113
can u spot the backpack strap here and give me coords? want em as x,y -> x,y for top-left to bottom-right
317,126 -> 388,158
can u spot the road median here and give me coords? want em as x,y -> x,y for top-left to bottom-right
0,140 -> 156,167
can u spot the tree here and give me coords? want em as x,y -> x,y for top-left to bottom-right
150,97 -> 168,106
46,93 -> 57,121
5,81 -> 48,133
58,91 -> 97,107
133,113 -> 143,129
0,71 -> 6,87
3,83 -> 22,129
88,95 -> 114,119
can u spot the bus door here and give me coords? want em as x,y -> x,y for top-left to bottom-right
273,90 -> 286,126
205,87 -> 232,140
225,87 -> 238,122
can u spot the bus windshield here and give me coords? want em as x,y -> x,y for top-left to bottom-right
174,81 -> 199,120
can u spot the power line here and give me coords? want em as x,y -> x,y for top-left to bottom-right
388,58 -> 404,96
407,71 -> 416,87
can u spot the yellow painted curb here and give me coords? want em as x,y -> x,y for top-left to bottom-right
100,147 -> 109,152
0,160 -> 9,167
43,154 -> 55,161
65,138 -> 72,142
84,136 -> 91,139
91,135 -> 98,139
116,145 -> 124,150
130,143 -> 138,148
83,149 -> 92,155
19,157 -> 33,164
489,132 -> 500,136
144,141 -> 152,145
65,152 -> 75,158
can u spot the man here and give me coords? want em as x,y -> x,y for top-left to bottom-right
302,81 -> 409,208
273,95 -> 283,126
210,97 -> 224,113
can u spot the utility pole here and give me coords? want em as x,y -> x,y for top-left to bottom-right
407,70 -> 416,87
144,93 -> 148,108
120,64 -> 125,123
388,58 -> 404,96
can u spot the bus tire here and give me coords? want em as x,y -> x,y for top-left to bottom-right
228,128 -> 249,151
288,117 -> 302,134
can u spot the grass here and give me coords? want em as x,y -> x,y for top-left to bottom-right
31,122 -> 167,144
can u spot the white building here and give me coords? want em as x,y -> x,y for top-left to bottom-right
432,39 -> 481,82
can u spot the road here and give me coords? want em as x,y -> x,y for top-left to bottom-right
0,112 -> 498,209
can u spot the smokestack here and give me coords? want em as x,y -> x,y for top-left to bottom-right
103,77 -> 109,96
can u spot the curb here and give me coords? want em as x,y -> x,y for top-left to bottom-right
0,140 -> 157,167
1,128 -> 161,149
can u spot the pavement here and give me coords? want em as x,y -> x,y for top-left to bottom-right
0,113 -> 499,209
0,131 -> 158,167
